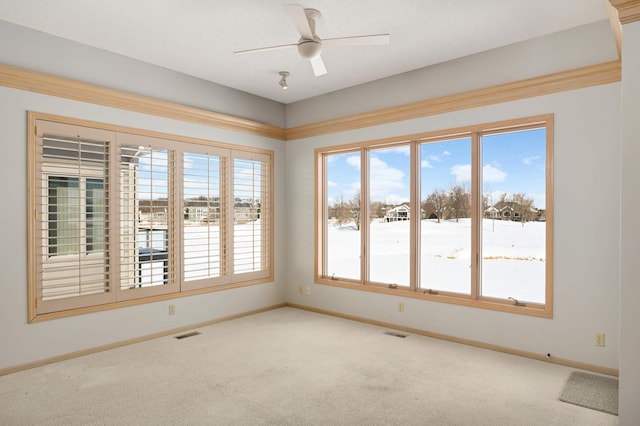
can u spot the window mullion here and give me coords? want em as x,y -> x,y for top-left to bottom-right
361,147 -> 369,285
410,141 -> 419,292
471,132 -> 480,300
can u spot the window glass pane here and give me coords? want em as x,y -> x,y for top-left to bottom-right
368,146 -> 410,286
120,145 -> 171,289
41,135 -> 109,301
481,128 -> 546,303
183,152 -> 223,281
233,157 -> 268,274
48,176 -> 80,256
325,152 -> 361,280
419,138 -> 472,294
86,178 -> 105,252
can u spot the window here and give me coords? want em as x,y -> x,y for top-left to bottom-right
29,114 -> 273,320
316,115 -> 553,317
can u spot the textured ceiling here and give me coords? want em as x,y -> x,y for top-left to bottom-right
0,0 -> 609,104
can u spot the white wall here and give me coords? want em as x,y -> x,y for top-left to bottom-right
0,20 -> 286,128
286,20 -> 618,127
619,20 -> 640,426
0,86 -> 287,370
285,82 -> 620,369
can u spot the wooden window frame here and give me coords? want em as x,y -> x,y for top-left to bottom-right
28,112 -> 274,322
315,115 -> 553,318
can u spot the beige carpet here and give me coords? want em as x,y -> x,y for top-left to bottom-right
0,307 -> 619,425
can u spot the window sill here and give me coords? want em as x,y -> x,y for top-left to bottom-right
29,277 -> 273,323
314,276 -> 552,319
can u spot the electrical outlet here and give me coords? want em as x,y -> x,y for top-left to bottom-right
168,304 -> 175,315
298,285 -> 303,295
398,302 -> 404,313
595,333 -> 605,347
306,286 -> 311,295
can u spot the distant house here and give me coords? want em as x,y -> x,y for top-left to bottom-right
484,201 -> 540,221
384,204 -> 410,222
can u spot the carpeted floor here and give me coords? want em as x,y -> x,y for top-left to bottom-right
560,371 -> 619,415
0,307 -> 619,425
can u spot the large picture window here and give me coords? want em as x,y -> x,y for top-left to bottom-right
28,113 -> 273,320
316,115 -> 553,317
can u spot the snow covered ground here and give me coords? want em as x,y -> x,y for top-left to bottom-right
139,222 -> 264,286
327,218 -> 546,303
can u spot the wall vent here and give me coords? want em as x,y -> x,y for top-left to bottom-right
384,331 -> 408,338
174,331 -> 201,340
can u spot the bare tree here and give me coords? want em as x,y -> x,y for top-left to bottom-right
423,189 -> 447,223
511,193 -> 535,225
332,195 -> 350,226
447,184 -> 470,222
347,191 -> 361,230
369,200 -> 386,220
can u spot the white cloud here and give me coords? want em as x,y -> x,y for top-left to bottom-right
428,155 -> 441,162
450,164 -> 471,182
327,180 -> 337,187
369,157 -> 407,203
522,155 -> 540,165
483,164 -> 507,183
450,164 -> 507,183
387,146 -> 410,156
346,155 -> 361,170
443,150 -> 452,156
421,159 -> 433,168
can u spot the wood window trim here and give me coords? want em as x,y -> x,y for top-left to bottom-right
28,111 -> 274,322
314,114 -> 553,318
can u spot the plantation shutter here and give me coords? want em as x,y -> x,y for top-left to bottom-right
35,126 -> 112,313
231,151 -> 271,281
118,140 -> 178,298
182,149 -> 229,289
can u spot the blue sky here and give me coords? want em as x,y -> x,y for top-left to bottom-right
327,127 -> 547,209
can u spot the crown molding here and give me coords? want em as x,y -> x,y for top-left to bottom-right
1,61 -> 621,143
0,64 -> 286,140
285,61 -> 621,140
610,0 -> 640,24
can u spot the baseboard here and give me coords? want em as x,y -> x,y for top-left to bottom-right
287,303 -> 619,377
0,302 -> 286,377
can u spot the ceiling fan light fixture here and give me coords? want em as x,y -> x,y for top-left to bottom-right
298,39 -> 321,59
279,71 -> 289,90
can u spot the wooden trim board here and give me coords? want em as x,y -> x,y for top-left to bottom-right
286,61 -> 621,140
0,64 -> 286,140
287,303 -> 619,378
1,61 -> 621,142
610,0 -> 640,24
0,303 -> 286,377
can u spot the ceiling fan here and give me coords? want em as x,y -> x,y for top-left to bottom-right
234,4 -> 390,77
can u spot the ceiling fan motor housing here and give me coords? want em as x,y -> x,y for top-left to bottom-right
298,39 -> 322,59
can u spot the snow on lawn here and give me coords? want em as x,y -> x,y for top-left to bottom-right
327,218 -> 546,303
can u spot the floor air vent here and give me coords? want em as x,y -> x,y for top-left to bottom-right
384,331 -> 408,338
174,331 -> 201,340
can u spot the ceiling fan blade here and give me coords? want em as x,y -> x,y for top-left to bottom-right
234,43 -> 297,55
284,4 -> 314,39
322,33 -> 390,47
310,55 -> 327,76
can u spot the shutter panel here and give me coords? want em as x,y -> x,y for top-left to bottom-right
119,144 -> 175,293
38,134 -> 110,304
232,153 -> 271,280
183,151 -> 227,288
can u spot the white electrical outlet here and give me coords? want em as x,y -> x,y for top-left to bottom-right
595,333 -> 605,347
306,286 -> 311,295
298,285 -> 303,295
169,304 -> 175,315
398,302 -> 404,313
